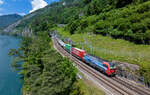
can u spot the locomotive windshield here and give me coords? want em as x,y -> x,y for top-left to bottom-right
109,62 -> 115,68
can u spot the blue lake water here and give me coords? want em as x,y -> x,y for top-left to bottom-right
0,35 -> 22,95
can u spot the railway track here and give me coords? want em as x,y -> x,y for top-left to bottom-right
53,37 -> 150,95
112,77 -> 150,95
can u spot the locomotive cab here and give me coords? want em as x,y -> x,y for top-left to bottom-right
108,62 -> 117,76
103,62 -> 117,76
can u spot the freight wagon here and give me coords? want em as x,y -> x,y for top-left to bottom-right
64,44 -> 86,60
72,47 -> 86,60
64,44 -> 72,52
57,39 -> 65,47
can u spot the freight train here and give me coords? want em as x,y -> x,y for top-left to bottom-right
57,38 -> 117,76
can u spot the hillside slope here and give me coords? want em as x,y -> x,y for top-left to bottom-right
5,0 -> 150,44
4,0 -> 81,33
0,14 -> 22,30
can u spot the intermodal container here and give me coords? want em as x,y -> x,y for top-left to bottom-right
72,47 -> 86,59
58,39 -> 65,47
65,44 -> 71,52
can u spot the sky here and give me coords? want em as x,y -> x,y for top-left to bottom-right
0,0 -> 59,16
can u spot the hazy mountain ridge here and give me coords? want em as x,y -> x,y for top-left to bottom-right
0,14 -> 22,30
4,0 -> 81,33
4,13 -> 36,33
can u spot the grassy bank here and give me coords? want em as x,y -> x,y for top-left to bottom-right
56,27 -> 150,83
76,78 -> 105,95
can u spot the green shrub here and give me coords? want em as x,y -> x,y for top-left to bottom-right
145,30 -> 150,44
141,18 -> 150,29
129,13 -> 141,23
137,1 -> 150,13
68,20 -> 80,34
94,21 -> 105,30
80,19 -> 89,30
84,0 -> 108,15
132,23 -> 147,33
